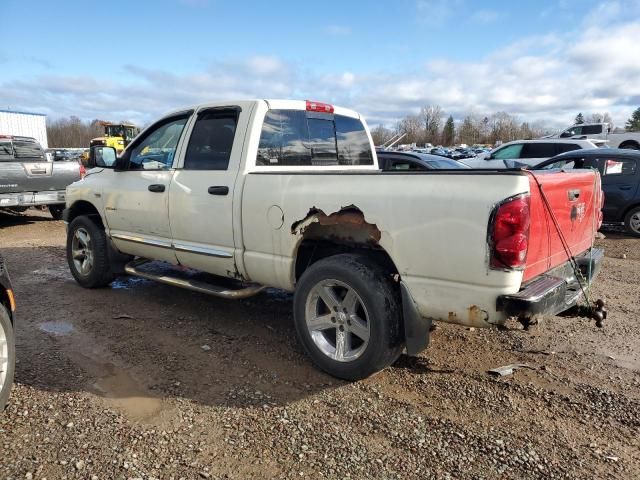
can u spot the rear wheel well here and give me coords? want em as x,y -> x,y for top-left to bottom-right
67,201 -> 103,228
622,203 -> 640,220
294,239 -> 399,282
619,140 -> 640,150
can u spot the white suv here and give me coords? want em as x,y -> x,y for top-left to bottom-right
464,139 -> 605,168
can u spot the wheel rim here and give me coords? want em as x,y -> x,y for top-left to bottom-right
305,279 -> 371,363
71,227 -> 93,276
0,319 -> 8,391
630,212 -> 640,234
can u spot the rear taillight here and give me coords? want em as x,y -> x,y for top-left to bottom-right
489,194 -> 530,270
79,163 -> 86,178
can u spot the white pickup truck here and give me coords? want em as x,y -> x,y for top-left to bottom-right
552,122 -> 640,150
64,99 -> 604,380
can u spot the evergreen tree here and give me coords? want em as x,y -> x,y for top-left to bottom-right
442,115 -> 455,146
625,107 -> 640,131
575,112 -> 585,124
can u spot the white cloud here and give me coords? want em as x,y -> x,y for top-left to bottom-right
470,9 -> 502,24
325,25 -> 352,36
3,15 -> 640,130
416,0 -> 462,23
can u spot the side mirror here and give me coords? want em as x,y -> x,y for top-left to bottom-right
560,131 -> 572,138
88,146 -> 117,168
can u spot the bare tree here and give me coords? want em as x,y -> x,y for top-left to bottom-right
419,105 -> 443,145
396,115 -> 422,145
47,117 -> 104,148
370,124 -> 395,146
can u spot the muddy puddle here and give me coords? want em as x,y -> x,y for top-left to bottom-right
39,318 -> 168,423
32,266 -> 73,282
39,321 -> 74,336
111,276 -> 150,290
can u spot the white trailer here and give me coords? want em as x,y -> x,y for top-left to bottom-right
0,110 -> 48,149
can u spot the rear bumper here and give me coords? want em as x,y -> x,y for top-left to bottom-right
496,247 -> 604,318
0,190 -> 66,207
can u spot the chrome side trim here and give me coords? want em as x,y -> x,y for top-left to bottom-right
110,233 -> 173,249
110,234 -> 233,258
173,243 -> 233,259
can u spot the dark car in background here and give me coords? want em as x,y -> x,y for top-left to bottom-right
0,254 -> 16,411
533,148 -> 640,236
377,150 -> 471,170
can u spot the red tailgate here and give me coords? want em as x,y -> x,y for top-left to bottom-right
524,170 -> 602,282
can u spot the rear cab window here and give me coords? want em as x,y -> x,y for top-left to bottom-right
0,139 -> 13,161
0,138 -> 44,161
255,103 -> 374,170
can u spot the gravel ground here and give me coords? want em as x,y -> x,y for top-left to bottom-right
1,209 -> 639,479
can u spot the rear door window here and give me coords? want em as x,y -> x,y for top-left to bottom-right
256,109 -> 373,167
581,124 -> 603,135
184,109 -> 238,170
555,143 -> 582,154
604,158 -> 637,176
520,143 -> 557,158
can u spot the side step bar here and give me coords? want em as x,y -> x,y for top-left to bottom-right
124,259 -> 265,300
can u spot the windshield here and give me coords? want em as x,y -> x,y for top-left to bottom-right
424,158 -> 470,169
106,125 -> 137,141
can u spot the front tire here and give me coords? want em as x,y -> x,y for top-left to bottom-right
48,205 -> 64,220
624,206 -> 640,238
293,254 -> 403,381
0,305 -> 15,411
66,215 -> 114,288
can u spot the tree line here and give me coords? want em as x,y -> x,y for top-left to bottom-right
371,106 -> 640,148
46,106 -> 640,149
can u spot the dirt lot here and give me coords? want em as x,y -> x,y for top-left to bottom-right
0,210 -> 638,480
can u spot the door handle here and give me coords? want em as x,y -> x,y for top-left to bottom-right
148,184 -> 166,193
208,186 -> 229,196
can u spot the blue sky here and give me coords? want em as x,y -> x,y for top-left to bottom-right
2,0 -> 640,128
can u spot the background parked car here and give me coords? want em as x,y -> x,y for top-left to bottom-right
0,253 -> 16,411
533,148 -> 640,237
377,150 -> 471,170
463,139 -> 607,169
0,136 -> 84,219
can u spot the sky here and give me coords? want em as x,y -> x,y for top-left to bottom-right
2,0 -> 640,129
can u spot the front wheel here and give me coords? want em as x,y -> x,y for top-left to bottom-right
0,305 -> 15,411
624,206 -> 640,238
48,205 -> 64,220
293,254 -> 403,381
66,215 -> 114,288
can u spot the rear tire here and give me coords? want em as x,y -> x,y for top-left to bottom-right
0,305 -> 15,412
293,254 -> 403,381
624,206 -> 640,237
66,215 -> 114,288
48,205 -> 64,220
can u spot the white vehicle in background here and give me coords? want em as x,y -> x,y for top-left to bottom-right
464,138 -> 606,169
552,123 -> 640,150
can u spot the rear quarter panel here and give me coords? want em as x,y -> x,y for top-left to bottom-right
241,171 -> 531,327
